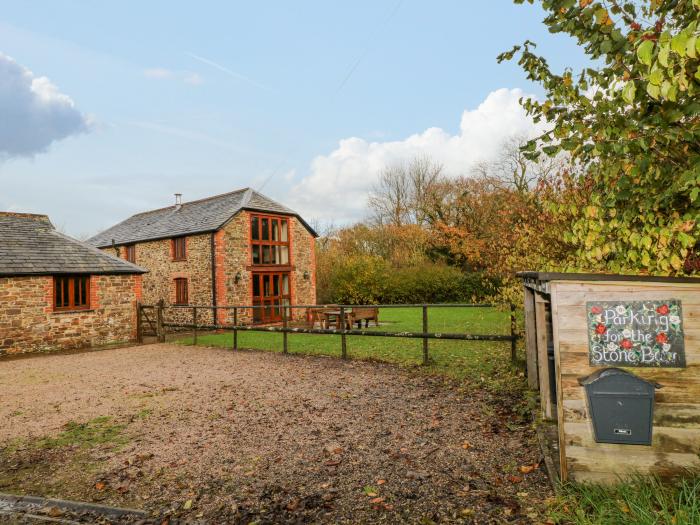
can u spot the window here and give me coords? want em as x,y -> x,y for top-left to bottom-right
54,275 -> 90,311
172,236 -> 186,261
174,278 -> 188,305
251,272 -> 291,323
125,244 -> 136,263
250,214 -> 290,266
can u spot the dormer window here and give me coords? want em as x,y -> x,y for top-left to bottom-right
250,215 -> 289,265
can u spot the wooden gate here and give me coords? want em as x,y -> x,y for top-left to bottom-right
136,300 -> 165,343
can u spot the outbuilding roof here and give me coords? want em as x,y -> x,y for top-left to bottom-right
0,212 -> 148,276
87,188 -> 317,248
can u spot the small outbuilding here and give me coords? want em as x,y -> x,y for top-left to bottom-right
518,271 -> 700,483
0,212 -> 147,355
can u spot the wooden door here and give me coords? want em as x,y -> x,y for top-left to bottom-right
252,272 -> 291,323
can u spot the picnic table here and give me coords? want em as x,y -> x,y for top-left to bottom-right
307,307 -> 379,329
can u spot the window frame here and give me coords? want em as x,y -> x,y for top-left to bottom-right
125,244 -> 136,263
54,275 -> 91,312
172,236 -> 187,261
249,214 -> 291,267
174,277 -> 189,305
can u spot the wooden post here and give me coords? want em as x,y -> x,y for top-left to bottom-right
523,287 -> 539,389
282,304 -> 288,354
535,293 -> 553,420
233,306 -> 238,350
422,305 -> 429,365
136,301 -> 143,344
340,306 -> 347,359
193,306 -> 198,345
156,299 -> 165,343
510,303 -> 517,363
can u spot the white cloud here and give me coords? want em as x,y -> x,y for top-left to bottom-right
288,88 -> 544,223
0,52 -> 90,158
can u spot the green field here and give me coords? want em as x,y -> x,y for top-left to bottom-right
178,306 -> 519,384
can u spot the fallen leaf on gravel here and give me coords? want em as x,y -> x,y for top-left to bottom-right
370,497 -> 385,504
95,481 -> 106,491
363,485 -> 379,497
507,475 -> 523,484
519,463 -> 538,474
325,459 -> 341,466
183,499 -> 193,510
383,503 -> 394,510
45,507 -> 62,517
461,441 -> 473,449
377,479 -> 386,485
461,508 -> 475,517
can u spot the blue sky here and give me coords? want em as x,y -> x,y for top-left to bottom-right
0,1 -> 588,237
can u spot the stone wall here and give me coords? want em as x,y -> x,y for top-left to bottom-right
105,211 -> 317,327
0,273 -> 141,356
107,234 -> 215,325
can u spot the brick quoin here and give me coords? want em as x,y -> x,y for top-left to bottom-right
214,229 -> 227,324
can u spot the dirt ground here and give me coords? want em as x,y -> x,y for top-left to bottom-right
0,344 -> 551,524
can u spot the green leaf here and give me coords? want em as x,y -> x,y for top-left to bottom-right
671,32 -> 689,56
687,36 -> 698,58
622,81 -> 636,103
646,82 -> 661,99
649,67 -> 664,86
658,45 -> 671,67
637,40 -> 654,66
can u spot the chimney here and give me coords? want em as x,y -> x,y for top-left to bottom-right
174,193 -> 182,210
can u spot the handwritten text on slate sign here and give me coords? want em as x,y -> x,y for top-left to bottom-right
586,300 -> 685,368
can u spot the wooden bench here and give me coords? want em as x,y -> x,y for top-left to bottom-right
350,307 -> 379,328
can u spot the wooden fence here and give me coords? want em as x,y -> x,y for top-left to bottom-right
137,302 -> 520,366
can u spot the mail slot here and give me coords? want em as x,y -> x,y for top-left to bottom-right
578,368 -> 661,446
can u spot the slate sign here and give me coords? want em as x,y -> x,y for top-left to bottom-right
586,300 -> 685,368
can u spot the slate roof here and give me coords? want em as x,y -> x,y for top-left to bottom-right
0,212 -> 148,276
87,188 -> 317,248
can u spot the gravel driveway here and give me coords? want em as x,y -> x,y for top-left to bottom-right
0,344 -> 550,523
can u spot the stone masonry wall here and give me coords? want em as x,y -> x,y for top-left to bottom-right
107,234 -> 214,325
104,211 -> 317,327
0,273 -> 141,356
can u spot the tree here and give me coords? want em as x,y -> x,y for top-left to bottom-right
472,134 -> 567,193
368,156 -> 443,226
499,0 -> 700,275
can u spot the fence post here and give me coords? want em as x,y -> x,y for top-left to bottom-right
156,299 -> 165,343
282,304 -> 289,354
233,306 -> 238,350
340,306 -> 347,359
422,305 -> 429,365
193,306 -> 198,346
510,303 -> 517,363
136,301 -> 143,344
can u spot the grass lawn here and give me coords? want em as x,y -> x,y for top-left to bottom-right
178,306 -> 520,386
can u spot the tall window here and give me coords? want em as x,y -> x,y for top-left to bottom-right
172,236 -> 187,261
174,278 -> 188,305
125,244 -> 136,263
54,275 -> 90,311
250,215 -> 290,265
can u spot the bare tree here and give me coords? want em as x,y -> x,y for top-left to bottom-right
368,156 -> 443,226
473,134 -> 565,192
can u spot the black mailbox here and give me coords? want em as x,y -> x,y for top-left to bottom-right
578,368 -> 661,446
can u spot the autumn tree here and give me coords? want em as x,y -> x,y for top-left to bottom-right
500,0 -> 700,275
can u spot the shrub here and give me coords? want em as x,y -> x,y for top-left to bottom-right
320,256 -> 498,305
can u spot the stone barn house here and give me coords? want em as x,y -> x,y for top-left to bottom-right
0,212 -> 147,355
88,188 -> 317,324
